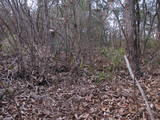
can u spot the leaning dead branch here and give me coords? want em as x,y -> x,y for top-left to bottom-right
124,55 -> 155,120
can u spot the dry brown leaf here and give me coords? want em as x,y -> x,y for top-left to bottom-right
155,103 -> 160,110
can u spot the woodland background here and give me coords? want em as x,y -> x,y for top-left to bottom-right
0,0 -> 160,119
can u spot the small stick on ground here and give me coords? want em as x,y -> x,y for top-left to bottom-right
124,55 -> 155,120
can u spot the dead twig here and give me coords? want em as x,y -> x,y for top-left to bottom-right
124,55 -> 155,120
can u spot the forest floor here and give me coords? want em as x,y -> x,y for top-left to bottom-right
0,51 -> 160,120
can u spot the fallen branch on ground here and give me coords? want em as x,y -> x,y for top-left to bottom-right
124,55 -> 155,120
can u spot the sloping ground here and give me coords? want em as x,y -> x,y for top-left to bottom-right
0,69 -> 160,120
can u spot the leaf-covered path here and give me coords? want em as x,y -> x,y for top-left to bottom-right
1,69 -> 160,120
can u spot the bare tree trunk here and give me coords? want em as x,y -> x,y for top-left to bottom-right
157,0 -> 160,40
125,0 -> 140,75
87,0 -> 92,42
86,0 -> 92,64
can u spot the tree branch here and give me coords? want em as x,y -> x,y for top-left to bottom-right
124,55 -> 155,120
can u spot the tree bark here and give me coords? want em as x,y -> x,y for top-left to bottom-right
125,0 -> 140,75
157,0 -> 160,40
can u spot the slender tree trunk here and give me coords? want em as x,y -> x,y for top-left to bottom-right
87,0 -> 92,42
87,0 -> 92,64
157,0 -> 160,40
125,0 -> 140,75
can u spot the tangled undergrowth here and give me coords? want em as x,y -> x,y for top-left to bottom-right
0,49 -> 160,120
